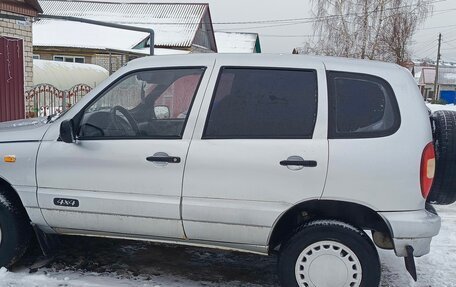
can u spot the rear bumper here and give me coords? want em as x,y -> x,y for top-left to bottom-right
379,208 -> 441,257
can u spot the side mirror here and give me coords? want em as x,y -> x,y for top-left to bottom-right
154,105 -> 170,119
60,120 -> 75,143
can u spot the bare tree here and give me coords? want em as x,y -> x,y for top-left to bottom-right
380,0 -> 431,63
302,0 -> 432,63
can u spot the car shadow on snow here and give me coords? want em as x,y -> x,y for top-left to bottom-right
14,235 -> 418,287
19,235 -> 280,286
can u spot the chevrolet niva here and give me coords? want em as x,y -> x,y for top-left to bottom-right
1,54 -> 455,287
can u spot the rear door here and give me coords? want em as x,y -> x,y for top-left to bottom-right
182,57 -> 329,247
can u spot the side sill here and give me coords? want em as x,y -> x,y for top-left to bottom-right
54,227 -> 269,256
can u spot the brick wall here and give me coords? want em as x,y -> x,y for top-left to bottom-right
0,11 -> 33,92
93,54 -> 124,74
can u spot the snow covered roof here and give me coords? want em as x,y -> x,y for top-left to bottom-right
215,32 -> 260,53
419,67 -> 456,86
33,59 -> 108,90
420,68 -> 436,85
439,68 -> 456,86
37,0 -> 212,49
33,20 -> 150,53
33,20 -> 192,55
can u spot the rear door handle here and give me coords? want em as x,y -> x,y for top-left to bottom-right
147,156 -> 181,163
280,160 -> 317,167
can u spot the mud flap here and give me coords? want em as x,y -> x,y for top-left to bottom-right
32,224 -> 61,257
404,245 -> 417,281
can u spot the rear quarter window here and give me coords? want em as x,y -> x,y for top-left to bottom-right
327,71 -> 401,139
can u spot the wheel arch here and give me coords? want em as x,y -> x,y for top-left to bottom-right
268,199 -> 392,252
0,176 -> 31,220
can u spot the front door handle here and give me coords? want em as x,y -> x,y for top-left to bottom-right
147,156 -> 181,163
280,159 -> 317,167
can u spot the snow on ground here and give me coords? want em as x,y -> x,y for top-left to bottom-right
379,205 -> 456,287
0,205 -> 455,287
426,103 -> 456,112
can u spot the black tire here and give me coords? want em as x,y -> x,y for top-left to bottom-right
0,185 -> 32,267
428,110 -> 456,205
278,220 -> 380,287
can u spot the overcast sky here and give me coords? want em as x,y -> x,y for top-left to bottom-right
91,0 -> 456,61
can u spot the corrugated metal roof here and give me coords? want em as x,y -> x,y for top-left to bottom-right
37,0 -> 209,48
215,32 -> 259,53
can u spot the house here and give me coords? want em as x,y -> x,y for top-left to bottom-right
418,67 -> 436,99
0,0 -> 42,122
33,0 -> 218,73
214,32 -> 261,53
438,68 -> 456,103
418,67 -> 456,102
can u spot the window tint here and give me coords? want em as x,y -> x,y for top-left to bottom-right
78,68 -> 204,139
203,68 -> 318,139
328,71 -> 400,139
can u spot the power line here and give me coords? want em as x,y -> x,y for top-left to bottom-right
423,50 -> 438,59
38,0 -> 444,27
414,37 -> 439,49
441,56 -> 456,62
443,41 -> 456,49
418,23 -> 456,31
415,42 -> 438,55
444,37 -> 456,43
259,34 -> 318,38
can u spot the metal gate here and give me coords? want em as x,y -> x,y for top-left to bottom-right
25,84 -> 92,118
0,36 -> 24,122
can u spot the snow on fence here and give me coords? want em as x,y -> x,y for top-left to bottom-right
25,84 -> 92,118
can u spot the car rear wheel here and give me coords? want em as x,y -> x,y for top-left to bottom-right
278,220 -> 380,287
0,186 -> 32,267
429,110 -> 456,205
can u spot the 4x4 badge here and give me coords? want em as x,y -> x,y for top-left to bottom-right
54,198 -> 79,207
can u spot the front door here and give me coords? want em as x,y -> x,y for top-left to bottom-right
182,58 -> 329,247
37,66 -> 210,239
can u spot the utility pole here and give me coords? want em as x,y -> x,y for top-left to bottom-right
434,33 -> 442,100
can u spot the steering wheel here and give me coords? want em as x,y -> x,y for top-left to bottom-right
110,106 -> 140,135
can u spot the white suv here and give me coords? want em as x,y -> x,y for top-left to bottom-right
0,54 -> 451,287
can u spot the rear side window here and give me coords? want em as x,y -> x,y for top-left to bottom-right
327,71 -> 400,139
203,67 -> 318,139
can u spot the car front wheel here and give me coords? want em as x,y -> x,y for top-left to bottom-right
0,186 -> 32,267
278,220 -> 380,287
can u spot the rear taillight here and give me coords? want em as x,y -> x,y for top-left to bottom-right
420,142 -> 436,199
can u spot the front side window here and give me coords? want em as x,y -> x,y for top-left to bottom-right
203,67 -> 318,139
78,68 -> 205,139
327,71 -> 400,139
